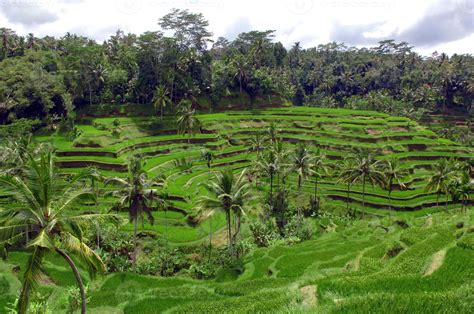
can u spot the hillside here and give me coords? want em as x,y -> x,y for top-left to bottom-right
0,106 -> 472,313
0,209 -> 472,312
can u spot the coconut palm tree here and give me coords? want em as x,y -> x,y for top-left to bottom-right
272,140 -> 289,190
381,157 -> 409,211
105,157 -> 166,271
267,122 -> 279,144
291,145 -> 314,218
84,167 -> 105,248
200,149 -> 214,246
337,157 -> 356,213
231,53 -> 248,94
177,100 -> 201,144
249,132 -> 267,161
256,150 -> 279,203
426,158 -> 455,210
448,170 -> 473,213
153,85 -> 171,120
200,169 -> 251,255
341,150 -> 385,219
0,152 -> 120,314
311,149 -> 330,199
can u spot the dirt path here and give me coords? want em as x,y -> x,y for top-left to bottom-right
424,249 -> 446,276
300,285 -> 317,308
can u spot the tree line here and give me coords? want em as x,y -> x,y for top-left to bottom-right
0,9 -> 472,125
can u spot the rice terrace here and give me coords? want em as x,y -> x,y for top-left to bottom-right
0,3 -> 473,314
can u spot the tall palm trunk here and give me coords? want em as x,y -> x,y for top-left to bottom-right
165,208 -> 168,244
208,167 -> 213,251
56,248 -> 86,314
239,74 -> 243,94
388,177 -> 393,212
161,104 -> 164,120
132,217 -> 138,272
270,173 -> 274,203
445,193 -> 449,211
361,175 -> 366,219
88,81 -> 92,106
226,210 -> 233,255
314,176 -> 318,198
298,175 -> 302,218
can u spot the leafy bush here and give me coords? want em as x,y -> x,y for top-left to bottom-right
250,221 -> 279,247
283,216 -> 313,242
457,233 -> 474,250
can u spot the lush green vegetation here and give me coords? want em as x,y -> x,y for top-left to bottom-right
0,105 -> 472,313
0,8 -> 472,314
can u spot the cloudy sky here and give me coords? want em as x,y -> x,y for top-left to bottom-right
0,0 -> 472,55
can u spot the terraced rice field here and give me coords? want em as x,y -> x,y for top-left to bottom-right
1,209 -> 472,312
19,107 -> 471,245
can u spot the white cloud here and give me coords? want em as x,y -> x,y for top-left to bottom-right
0,0 -> 472,55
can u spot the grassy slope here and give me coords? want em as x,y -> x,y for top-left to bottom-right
1,210 -> 472,313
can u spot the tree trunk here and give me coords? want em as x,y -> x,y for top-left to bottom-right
226,210 -> 233,255
388,177 -> 393,212
88,82 -> 92,106
445,193 -> 449,211
56,248 -> 86,314
239,74 -> 242,94
298,175 -> 302,218
314,176 -> 318,198
362,175 -> 366,220
161,104 -> 164,120
270,173 -> 273,203
132,217 -> 138,272
165,208 -> 168,244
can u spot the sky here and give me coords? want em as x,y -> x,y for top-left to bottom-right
0,0 -> 472,56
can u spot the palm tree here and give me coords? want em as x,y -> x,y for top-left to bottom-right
337,157 -> 356,212
267,122 -> 279,144
0,152 -> 120,314
84,167 -> 104,248
105,157 -> 166,271
272,140 -> 289,190
200,149 -> 214,246
426,158 -> 455,210
381,157 -> 409,211
249,132 -> 267,161
342,150 -> 385,219
448,170 -> 473,213
177,100 -> 201,144
291,145 -> 314,217
257,150 -> 279,203
200,169 -> 251,255
231,53 -> 248,94
153,85 -> 171,120
311,149 -> 330,199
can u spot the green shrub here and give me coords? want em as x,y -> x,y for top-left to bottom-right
457,233 -> 474,250
250,221 -> 279,247
284,216 -> 313,242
